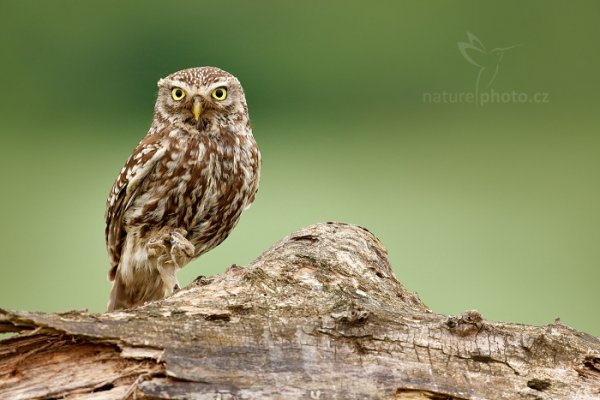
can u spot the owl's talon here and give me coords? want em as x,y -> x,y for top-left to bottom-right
147,228 -> 195,294
147,230 -> 172,257
169,232 -> 195,267
147,241 -> 166,257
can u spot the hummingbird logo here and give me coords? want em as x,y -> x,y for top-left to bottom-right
458,32 -> 520,103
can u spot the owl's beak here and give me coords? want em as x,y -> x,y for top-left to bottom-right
192,99 -> 202,122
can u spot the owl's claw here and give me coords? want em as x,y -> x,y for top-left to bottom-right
147,228 -> 196,297
170,231 -> 195,268
147,238 -> 167,258
147,228 -> 172,256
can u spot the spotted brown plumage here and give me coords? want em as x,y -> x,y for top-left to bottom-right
104,67 -> 260,311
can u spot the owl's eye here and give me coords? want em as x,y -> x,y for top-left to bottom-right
211,87 -> 228,101
171,87 -> 186,101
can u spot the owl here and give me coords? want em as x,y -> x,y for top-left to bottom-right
105,67 -> 260,311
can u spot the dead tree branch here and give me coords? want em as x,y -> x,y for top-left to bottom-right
1,222 -> 599,399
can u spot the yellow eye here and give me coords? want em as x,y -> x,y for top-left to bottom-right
171,87 -> 186,101
211,87 -> 227,101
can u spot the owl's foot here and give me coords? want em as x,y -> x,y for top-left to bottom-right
147,228 -> 195,265
158,263 -> 180,297
169,231 -> 195,267
147,228 -> 195,297
147,229 -> 171,258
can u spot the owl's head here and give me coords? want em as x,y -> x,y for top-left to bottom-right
154,67 -> 249,132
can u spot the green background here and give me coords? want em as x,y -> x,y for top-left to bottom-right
0,1 -> 598,336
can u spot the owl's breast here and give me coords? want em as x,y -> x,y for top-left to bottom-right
124,130 -> 259,246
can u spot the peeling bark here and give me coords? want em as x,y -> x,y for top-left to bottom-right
0,222 -> 599,399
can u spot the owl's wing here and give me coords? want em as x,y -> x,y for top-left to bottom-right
105,138 -> 166,280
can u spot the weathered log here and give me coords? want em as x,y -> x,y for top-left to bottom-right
0,222 -> 599,399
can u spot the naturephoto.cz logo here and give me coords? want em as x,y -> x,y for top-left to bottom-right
423,32 -> 550,106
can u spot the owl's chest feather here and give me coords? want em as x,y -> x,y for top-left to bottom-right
161,134 -> 241,197
130,132 -> 256,232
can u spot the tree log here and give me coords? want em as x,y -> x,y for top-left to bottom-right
0,222 -> 599,399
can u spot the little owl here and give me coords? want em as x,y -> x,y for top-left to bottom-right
105,67 -> 260,311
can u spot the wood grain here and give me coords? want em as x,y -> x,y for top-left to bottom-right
1,222 -> 599,399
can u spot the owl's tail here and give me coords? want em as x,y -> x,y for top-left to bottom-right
107,272 -> 129,311
107,266 -> 167,311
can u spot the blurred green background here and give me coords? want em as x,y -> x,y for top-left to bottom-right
0,1 -> 598,336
